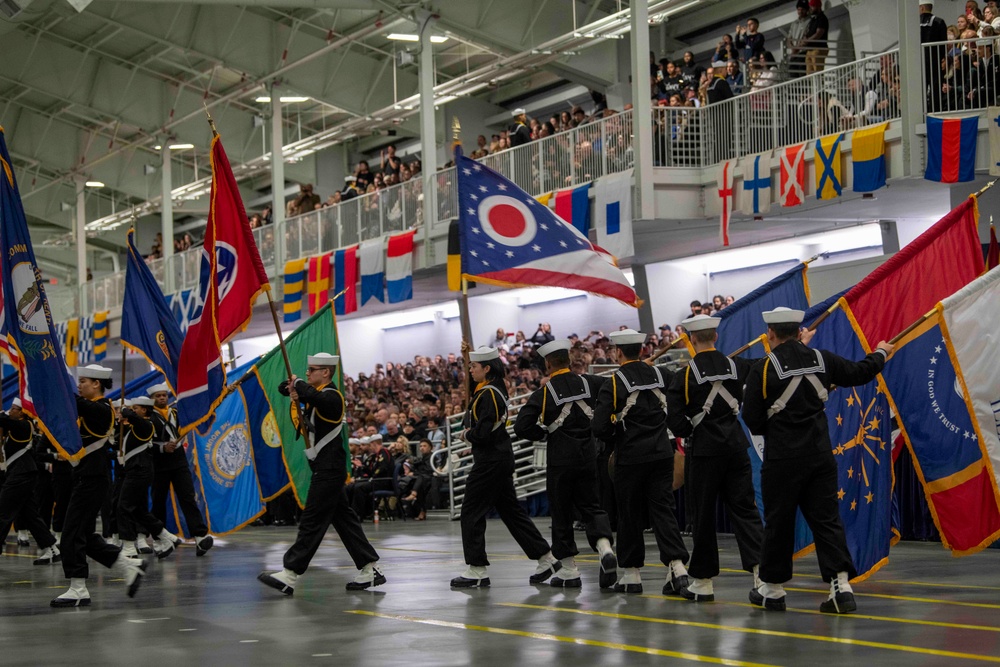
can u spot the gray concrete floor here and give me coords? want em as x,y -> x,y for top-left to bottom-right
3,518 -> 1000,666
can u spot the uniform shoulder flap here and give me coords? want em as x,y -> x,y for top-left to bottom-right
544,374 -> 591,406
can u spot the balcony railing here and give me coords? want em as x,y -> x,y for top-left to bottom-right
923,36 -> 999,115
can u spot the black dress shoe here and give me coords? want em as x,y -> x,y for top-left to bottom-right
450,576 -> 490,588
612,581 -> 643,594
346,570 -> 387,591
257,572 -> 294,596
196,535 -> 214,557
749,588 -> 786,611
599,552 -> 618,590
550,576 -> 582,588
17,539 -> 30,547
50,595 -> 91,608
127,561 -> 148,598
680,586 -> 714,602
819,591 -> 857,614
529,560 -> 561,584
662,573 -> 689,596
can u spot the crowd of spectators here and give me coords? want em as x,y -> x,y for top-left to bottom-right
925,0 -> 1000,111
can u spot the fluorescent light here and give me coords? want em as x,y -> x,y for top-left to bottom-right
85,181 -> 105,188
168,143 -> 194,150
387,33 -> 448,43
254,96 -> 311,103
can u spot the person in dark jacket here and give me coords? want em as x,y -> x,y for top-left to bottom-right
514,339 -> 617,589
0,398 -> 60,565
593,329 -> 690,595
742,307 -> 893,614
508,108 -> 532,147
52,365 -> 146,608
666,315 -> 763,602
451,345 -> 557,588
258,353 -> 384,595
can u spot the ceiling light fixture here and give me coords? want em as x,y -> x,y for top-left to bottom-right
387,33 -> 448,43
85,181 -> 105,188
254,96 -> 311,103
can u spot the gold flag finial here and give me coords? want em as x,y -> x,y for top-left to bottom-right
451,116 -> 461,149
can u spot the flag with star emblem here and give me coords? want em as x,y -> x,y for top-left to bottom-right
882,267 -> 1000,555
805,294 -> 896,580
454,153 -> 639,306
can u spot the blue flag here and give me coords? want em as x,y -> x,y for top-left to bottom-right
716,262 -> 810,358
805,293 -> 895,579
235,362 -> 291,501
0,129 -> 82,458
189,387 -> 265,534
121,228 -> 184,392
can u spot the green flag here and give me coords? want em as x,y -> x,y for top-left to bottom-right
254,301 -> 347,505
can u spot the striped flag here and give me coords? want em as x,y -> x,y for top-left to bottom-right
359,238 -> 385,306
78,315 -> 94,364
926,115 -> 978,183
333,245 -> 358,315
283,258 -> 306,323
554,183 -> 591,236
93,311 -> 108,361
64,317 -> 80,366
386,230 -> 416,304
307,252 -> 332,315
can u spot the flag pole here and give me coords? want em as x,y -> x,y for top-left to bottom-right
973,178 -> 998,199
727,333 -> 767,358
204,108 -> 305,442
119,214 -> 136,461
451,116 -> 475,413
887,306 -> 939,347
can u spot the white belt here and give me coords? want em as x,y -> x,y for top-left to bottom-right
69,437 -> 110,467
1,444 -> 31,470
124,442 -> 153,463
304,423 -> 343,461
766,374 -> 829,419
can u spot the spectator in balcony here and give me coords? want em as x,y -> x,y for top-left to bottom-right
381,145 -> 402,179
735,18 -> 765,63
786,0 -> 811,79
967,26 -> 1000,107
711,35 -> 739,64
262,205 -> 272,226
470,135 -> 489,159
957,14 -> 969,34
559,111 -> 573,132
341,175 -> 360,201
705,62 -> 735,104
509,109 -> 531,148
725,60 -> 744,94
355,161 -> 374,191
804,0 -> 830,75
249,214 -> 262,229
660,60 -> 690,99
921,1 -> 949,110
751,51 -> 779,91
680,51 -> 706,84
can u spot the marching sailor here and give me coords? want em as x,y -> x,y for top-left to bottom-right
741,307 -> 892,614
116,396 -> 179,560
148,383 -> 214,556
451,345 -> 558,588
513,339 -> 617,588
0,398 -> 61,565
52,365 -> 146,608
258,353 -> 384,595
592,329 -> 690,595
665,315 -> 764,601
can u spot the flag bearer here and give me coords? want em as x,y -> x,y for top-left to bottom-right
592,329 -> 690,595
665,315 -> 764,601
52,365 -> 145,608
742,307 -> 892,614
513,339 -> 618,589
258,353 -> 384,595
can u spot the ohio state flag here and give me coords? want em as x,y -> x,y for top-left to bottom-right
779,143 -> 806,207
177,135 -> 270,433
718,160 -> 735,246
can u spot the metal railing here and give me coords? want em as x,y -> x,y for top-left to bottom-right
923,36 -> 1000,115
653,49 -> 899,167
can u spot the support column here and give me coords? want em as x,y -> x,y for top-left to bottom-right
419,14 -> 438,265
630,1 -> 654,220
161,142 -> 175,293
270,87 -> 286,271
76,180 -> 87,314
897,0 -> 923,177
630,263 -> 655,334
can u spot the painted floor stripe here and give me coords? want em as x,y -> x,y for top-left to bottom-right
346,610 -> 778,667
502,603 -> 1000,663
717,567 -> 1000,592
638,594 -> 1000,633
784,586 -> 1000,609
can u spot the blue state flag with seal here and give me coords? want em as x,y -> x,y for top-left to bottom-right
121,227 -> 184,392
716,262 -> 810,358
0,127 -> 82,458
234,361 -> 291,501
189,387 -> 265,534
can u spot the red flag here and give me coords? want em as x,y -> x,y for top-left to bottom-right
844,197 -> 984,346
176,135 -> 269,432
988,225 -> 999,270
308,252 -> 332,315
779,143 -> 806,207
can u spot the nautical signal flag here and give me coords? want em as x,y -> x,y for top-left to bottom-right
386,230 -> 416,304
990,107 -> 1000,177
333,245 -> 358,315
359,238 -> 385,306
595,169 -> 634,259
718,160 -> 735,246
779,143 -> 806,207
926,115 -> 978,183
455,154 -> 639,307
64,318 -> 80,367
283,258 -> 306,323
741,152 -> 771,216
816,133 -> 844,200
851,123 -> 887,193
93,311 -> 108,361
307,252 -> 332,315
554,183 -> 591,236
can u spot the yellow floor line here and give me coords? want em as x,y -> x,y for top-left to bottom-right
717,567 -> 1000,592
346,610 -> 778,667
502,603 -> 1000,664
783,587 -> 1000,609
638,594 -> 1000,633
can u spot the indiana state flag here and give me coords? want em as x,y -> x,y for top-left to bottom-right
716,262 -> 810,358
816,133 -> 844,200
122,227 -> 184,392
806,294 -> 895,580
851,123 -> 887,193
882,268 -> 1000,555
190,386 -> 265,533
0,127 -> 82,459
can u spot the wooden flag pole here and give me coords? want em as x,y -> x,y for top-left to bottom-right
459,278 -> 474,413
119,214 -> 136,460
728,334 -> 767,358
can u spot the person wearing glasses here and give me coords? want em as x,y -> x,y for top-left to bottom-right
258,353 -> 384,596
